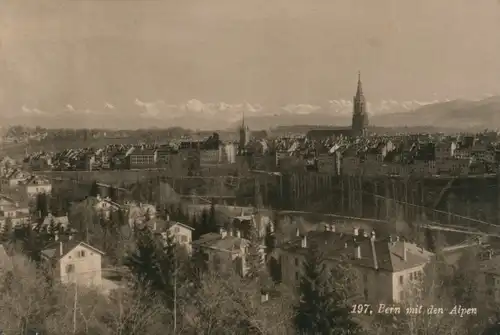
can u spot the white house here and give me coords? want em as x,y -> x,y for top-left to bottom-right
41,241 -> 105,288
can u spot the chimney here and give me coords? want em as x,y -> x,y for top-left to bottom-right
370,238 -> 379,270
59,241 -> 63,256
403,246 -> 407,261
301,235 -> 307,248
353,227 -> 359,236
261,291 -> 269,303
236,230 -> 241,238
296,227 -> 300,237
354,244 -> 361,259
220,228 -> 227,239
153,221 -> 157,232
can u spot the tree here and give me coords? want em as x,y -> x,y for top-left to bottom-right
89,181 -> 99,197
207,204 -> 218,233
245,223 -> 266,282
188,272 -> 294,335
35,193 -> 49,218
294,245 -> 361,335
125,224 -> 183,321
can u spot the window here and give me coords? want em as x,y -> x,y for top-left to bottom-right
295,272 -> 299,281
174,227 -> 180,233
66,264 -> 75,273
77,250 -> 86,258
181,235 -> 188,243
294,258 -> 299,266
410,272 -> 414,280
399,275 -> 404,285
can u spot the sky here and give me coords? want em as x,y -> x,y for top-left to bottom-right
1,0 -> 500,116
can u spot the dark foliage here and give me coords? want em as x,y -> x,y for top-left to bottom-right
294,246 -> 361,335
89,181 -> 99,197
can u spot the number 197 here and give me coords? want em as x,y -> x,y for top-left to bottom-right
351,304 -> 370,314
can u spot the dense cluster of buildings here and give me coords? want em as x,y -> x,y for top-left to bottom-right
20,74 -> 500,178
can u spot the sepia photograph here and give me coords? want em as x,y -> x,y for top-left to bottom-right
1,0 -> 500,334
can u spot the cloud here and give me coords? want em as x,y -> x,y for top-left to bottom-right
135,98 -> 180,118
281,104 -> 321,115
21,105 -> 45,115
65,104 -> 75,112
104,102 -> 115,109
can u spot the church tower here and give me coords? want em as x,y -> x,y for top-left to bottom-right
238,110 -> 251,154
351,71 -> 369,137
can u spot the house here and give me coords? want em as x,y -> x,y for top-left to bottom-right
127,202 -> 156,226
156,146 -> 174,166
192,228 -> 264,277
94,195 -> 121,219
280,227 -> 434,304
41,240 -> 105,287
434,141 -> 457,161
2,169 -> 31,187
145,217 -> 194,254
22,175 -> 52,198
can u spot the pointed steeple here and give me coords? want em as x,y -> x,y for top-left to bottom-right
241,109 -> 246,129
356,71 -> 363,97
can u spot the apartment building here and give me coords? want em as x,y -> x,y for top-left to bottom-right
280,227 -> 434,304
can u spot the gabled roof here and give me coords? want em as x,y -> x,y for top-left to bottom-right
192,233 -> 248,252
282,231 -> 433,272
41,241 -> 105,260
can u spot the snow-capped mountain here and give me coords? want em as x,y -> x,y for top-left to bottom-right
6,97 -> 498,130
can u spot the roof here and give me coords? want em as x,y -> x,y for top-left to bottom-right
281,231 -> 433,272
41,241 -> 105,260
129,148 -> 157,156
306,128 -> 352,140
192,232 -> 248,253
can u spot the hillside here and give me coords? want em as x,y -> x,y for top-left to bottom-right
371,96 -> 500,130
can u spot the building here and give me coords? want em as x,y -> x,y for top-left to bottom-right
41,240 -> 105,287
94,195 -> 121,219
238,112 -> 251,154
192,228 -> 264,277
22,175 -> 52,198
280,228 -> 433,304
2,169 -> 31,188
127,148 -> 157,169
146,218 -> 194,254
306,72 -> 369,140
127,202 -> 156,226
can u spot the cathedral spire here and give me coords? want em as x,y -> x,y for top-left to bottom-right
356,71 -> 363,97
241,109 -> 245,128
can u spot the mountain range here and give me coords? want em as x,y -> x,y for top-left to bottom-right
4,96 -> 499,131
